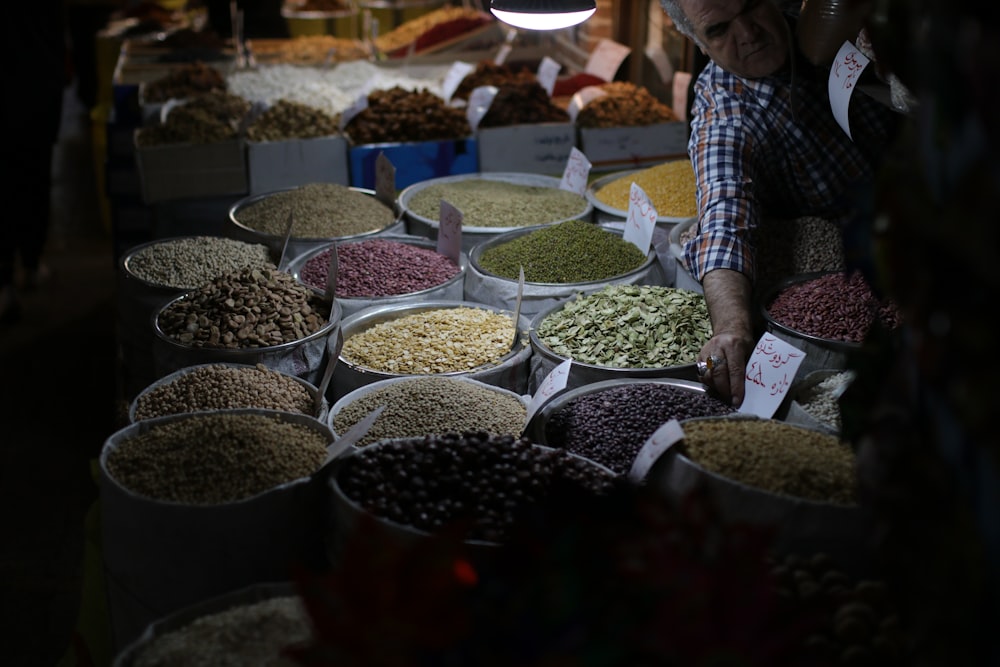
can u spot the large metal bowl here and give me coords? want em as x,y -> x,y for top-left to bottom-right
227,185 -> 402,260
332,299 -> 531,401
286,235 -> 468,318
397,172 -> 593,253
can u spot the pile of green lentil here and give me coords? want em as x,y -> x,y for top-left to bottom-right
105,412 -> 330,504
341,306 -> 517,374
234,182 -> 395,238
534,284 -> 712,368
125,236 -> 275,290
405,178 -> 588,228
132,363 -> 315,421
332,377 -> 527,447
677,418 -> 858,506
476,219 -> 647,283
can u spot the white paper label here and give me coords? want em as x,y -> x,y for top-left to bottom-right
566,86 -> 608,122
738,333 -> 807,418
338,92 -> 368,131
584,38 -> 632,83
525,359 -> 572,424
437,199 -> 463,265
559,147 -> 591,195
828,40 -> 871,140
627,419 -> 684,484
466,85 -> 498,130
537,56 -> 562,97
374,152 -> 395,206
442,61 -> 476,103
494,42 -> 512,66
624,182 -> 656,255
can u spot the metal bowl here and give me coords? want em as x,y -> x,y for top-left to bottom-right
227,185 -> 401,260
397,172 -> 593,253
286,235 -> 468,318
332,299 -> 531,401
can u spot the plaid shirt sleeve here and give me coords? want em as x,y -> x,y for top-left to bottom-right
683,68 -> 762,284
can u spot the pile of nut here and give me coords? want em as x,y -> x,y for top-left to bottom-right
576,82 -> 677,128
141,61 -> 227,103
245,99 -> 341,141
136,90 -> 251,146
344,86 -> 470,144
157,266 -> 329,349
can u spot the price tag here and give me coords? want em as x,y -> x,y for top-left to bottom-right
466,85 -> 498,131
584,38 -> 632,82
525,359 -> 572,424
624,182 -> 656,255
510,266 -> 524,348
559,147 -> 591,195
442,60 -> 476,103
494,28 -> 516,65
537,56 -> 562,97
828,40 -> 871,140
374,152 -> 395,207
738,333 -> 807,418
338,92 -> 368,132
566,85 -> 607,122
437,199 -> 463,265
627,419 -> 684,484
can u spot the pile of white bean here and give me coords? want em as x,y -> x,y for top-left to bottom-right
226,61 -> 451,117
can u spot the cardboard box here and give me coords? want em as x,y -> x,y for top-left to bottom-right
476,123 -> 576,175
134,134 -> 248,204
578,121 -> 689,172
246,135 -> 350,194
349,138 -> 479,191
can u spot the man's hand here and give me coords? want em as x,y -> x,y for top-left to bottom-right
697,269 -> 757,406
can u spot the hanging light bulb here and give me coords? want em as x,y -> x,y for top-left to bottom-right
490,0 -> 597,31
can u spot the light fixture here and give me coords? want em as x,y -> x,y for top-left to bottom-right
490,0 -> 597,31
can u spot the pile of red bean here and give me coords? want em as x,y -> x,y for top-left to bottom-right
543,382 -> 735,475
765,271 -> 902,343
298,239 -> 460,298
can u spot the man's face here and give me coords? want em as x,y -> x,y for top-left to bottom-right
679,0 -> 790,79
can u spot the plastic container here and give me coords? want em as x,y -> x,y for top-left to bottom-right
397,172 -> 593,254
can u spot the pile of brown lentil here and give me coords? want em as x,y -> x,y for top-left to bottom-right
298,239 -> 460,297
341,306 -> 516,374
234,182 -> 395,239
133,363 -> 315,421
765,271 -> 902,343
593,160 -> 697,219
575,82 -> 677,128
141,61 -> 227,104
344,86 -> 471,144
677,419 -> 858,506
534,284 -> 711,368
157,266 -> 329,349
755,216 -> 846,287
544,382 -> 735,474
476,219 -> 647,283
105,412 -> 329,504
332,377 -> 527,446
132,595 -> 311,666
244,99 -> 341,141
335,432 -> 617,543
405,178 -> 588,228
126,236 -> 274,290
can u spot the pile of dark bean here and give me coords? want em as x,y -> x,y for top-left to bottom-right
298,239 -> 460,297
543,382 -> 735,474
335,432 -> 618,543
766,271 -> 902,343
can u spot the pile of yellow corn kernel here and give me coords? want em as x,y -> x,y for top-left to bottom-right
594,160 -> 698,219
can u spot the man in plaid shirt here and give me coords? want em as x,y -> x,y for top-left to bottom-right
659,0 -> 899,406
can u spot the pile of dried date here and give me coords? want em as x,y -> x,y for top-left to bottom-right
343,86 -> 471,144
